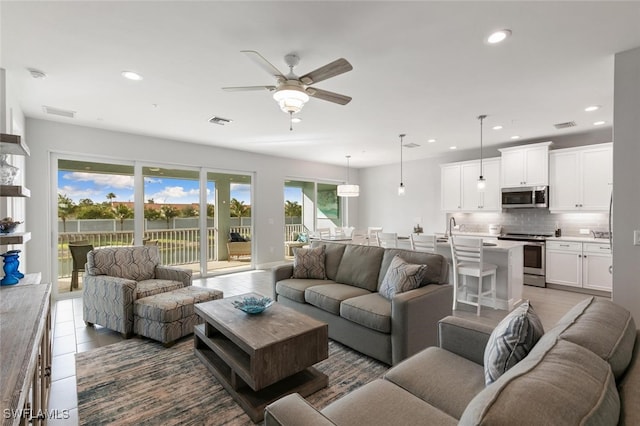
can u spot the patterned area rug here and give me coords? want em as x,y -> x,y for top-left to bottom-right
76,337 -> 388,425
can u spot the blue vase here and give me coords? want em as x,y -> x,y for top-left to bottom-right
1,250 -> 22,286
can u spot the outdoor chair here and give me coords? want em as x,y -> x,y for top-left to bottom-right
69,241 -> 94,291
82,245 -> 192,337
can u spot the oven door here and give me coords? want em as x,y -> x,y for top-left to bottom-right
523,242 -> 545,275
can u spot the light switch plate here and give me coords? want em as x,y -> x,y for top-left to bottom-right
634,230 -> 640,246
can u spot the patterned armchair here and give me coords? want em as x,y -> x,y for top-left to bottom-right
82,245 -> 192,337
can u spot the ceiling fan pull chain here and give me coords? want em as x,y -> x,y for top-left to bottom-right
289,111 -> 293,131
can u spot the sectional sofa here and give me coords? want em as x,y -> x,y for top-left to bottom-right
272,241 -> 452,365
265,297 -> 639,425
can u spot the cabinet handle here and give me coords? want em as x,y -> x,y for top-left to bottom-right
583,255 -> 587,258
578,254 -> 582,258
600,247 -> 610,250
560,244 -> 570,247
609,265 -> 613,274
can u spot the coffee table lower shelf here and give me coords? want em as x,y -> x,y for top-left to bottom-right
194,324 -> 328,423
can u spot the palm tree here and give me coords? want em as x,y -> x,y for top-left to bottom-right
106,192 -> 116,205
57,193 -> 76,232
230,198 -> 249,226
284,200 -> 302,224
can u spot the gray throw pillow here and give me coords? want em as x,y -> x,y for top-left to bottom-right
292,246 -> 326,279
484,300 -> 544,385
378,255 -> 427,300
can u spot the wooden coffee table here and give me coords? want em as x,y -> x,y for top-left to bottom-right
194,293 -> 329,423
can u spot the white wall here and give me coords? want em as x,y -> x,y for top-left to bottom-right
24,118 -> 358,283
612,46 -> 640,323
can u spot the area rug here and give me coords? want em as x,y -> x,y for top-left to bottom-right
76,338 -> 388,425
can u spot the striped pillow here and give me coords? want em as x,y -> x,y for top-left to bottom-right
484,300 -> 544,385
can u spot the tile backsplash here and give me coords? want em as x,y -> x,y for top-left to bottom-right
447,210 -> 609,237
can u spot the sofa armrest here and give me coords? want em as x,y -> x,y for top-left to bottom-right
155,265 -> 192,287
272,263 -> 294,300
390,283 -> 453,365
82,274 -> 137,335
437,316 -> 494,365
265,393 -> 336,426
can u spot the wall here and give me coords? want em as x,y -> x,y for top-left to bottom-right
358,128 -> 612,236
24,118 -> 358,284
612,47 -> 640,322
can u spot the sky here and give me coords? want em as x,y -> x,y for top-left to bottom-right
58,171 -> 303,205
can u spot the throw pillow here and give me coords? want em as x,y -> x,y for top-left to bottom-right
378,255 -> 428,300
292,246 -> 326,279
484,300 -> 545,385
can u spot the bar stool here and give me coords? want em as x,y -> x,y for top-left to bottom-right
450,236 -> 497,315
410,234 -> 436,253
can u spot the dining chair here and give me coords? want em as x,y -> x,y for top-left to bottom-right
450,236 -> 497,316
368,226 -> 383,235
317,228 -> 332,240
378,232 -> 398,248
334,227 -> 346,239
350,229 -> 369,245
68,240 -> 94,291
410,234 -> 436,253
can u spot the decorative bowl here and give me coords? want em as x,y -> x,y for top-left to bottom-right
232,296 -> 274,315
0,217 -> 22,234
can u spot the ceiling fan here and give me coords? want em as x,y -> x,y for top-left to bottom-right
223,50 -> 353,124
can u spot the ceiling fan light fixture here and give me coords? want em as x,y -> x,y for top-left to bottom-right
273,88 -> 309,114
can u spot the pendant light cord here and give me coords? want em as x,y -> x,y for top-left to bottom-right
478,115 -> 486,176
399,134 -> 405,184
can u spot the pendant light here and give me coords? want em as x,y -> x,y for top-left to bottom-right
477,115 -> 487,191
398,134 -> 406,196
337,155 -> 359,197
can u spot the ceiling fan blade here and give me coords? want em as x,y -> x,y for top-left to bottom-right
241,50 -> 286,80
299,58 -> 353,85
222,85 -> 276,92
306,87 -> 352,105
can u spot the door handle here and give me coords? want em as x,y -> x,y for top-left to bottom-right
609,265 -> 613,274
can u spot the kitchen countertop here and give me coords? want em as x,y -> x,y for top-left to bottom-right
434,238 -> 525,252
546,236 -> 611,244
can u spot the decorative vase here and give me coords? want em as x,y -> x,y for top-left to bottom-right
1,250 -> 23,286
0,154 -> 19,185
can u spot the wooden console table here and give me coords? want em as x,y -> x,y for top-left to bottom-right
194,293 -> 328,423
0,282 -> 51,426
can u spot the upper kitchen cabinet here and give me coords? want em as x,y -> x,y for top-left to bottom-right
441,158 -> 500,212
499,141 -> 552,188
549,143 -> 613,212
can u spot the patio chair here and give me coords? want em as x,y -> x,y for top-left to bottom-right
68,241 -> 94,291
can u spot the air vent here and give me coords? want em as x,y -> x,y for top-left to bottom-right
209,116 -> 232,126
554,121 -> 576,129
403,142 -> 420,148
42,106 -> 75,118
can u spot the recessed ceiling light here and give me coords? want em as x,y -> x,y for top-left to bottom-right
121,71 -> 143,81
585,105 -> 600,112
593,121 -> 606,126
427,139 -> 436,143
487,29 -> 512,44
291,117 -> 302,124
492,125 -> 503,130
511,135 -> 520,139
449,146 -> 457,150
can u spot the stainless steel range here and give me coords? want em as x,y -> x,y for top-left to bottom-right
497,233 -> 553,287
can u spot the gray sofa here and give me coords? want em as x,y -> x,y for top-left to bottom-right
265,297 -> 639,425
272,242 -> 452,365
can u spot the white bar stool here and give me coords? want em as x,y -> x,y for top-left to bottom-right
450,236 -> 497,315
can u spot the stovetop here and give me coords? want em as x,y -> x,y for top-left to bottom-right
498,233 -> 554,241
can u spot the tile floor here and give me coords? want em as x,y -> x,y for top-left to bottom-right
48,270 -> 592,425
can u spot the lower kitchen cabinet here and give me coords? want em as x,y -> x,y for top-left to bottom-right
546,241 -> 612,292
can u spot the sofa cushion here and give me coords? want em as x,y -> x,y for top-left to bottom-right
461,336 -> 620,425
483,300 -> 544,385
135,279 -> 185,299
87,245 -> 159,281
293,246 -> 326,279
551,296 -> 636,381
304,284 -> 370,315
322,379 -> 457,426
276,278 -> 337,303
379,248 -> 447,288
378,255 -> 427,300
618,331 -> 640,426
385,347 -> 485,420
311,242 -> 346,281
340,293 -> 391,333
335,244 -> 384,291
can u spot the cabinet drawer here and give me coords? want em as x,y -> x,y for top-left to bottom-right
546,241 -> 582,252
583,243 -> 611,254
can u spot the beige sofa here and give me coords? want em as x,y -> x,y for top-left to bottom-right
265,297 -> 639,425
272,241 -> 452,365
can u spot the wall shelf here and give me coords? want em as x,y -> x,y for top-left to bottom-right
0,185 -> 30,197
0,232 -> 31,245
0,133 -> 30,156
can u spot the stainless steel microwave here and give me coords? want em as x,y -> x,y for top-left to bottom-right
501,186 -> 548,209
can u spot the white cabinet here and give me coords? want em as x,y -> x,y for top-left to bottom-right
499,142 -> 552,188
549,143 -> 612,212
546,240 -> 612,292
441,158 -> 500,212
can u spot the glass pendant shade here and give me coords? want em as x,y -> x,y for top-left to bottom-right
398,183 -> 406,196
477,176 -> 486,191
337,184 -> 360,197
398,134 -> 406,196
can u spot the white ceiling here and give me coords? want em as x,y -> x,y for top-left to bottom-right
2,1 -> 639,168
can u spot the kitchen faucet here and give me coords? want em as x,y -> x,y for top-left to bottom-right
448,217 -> 457,237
